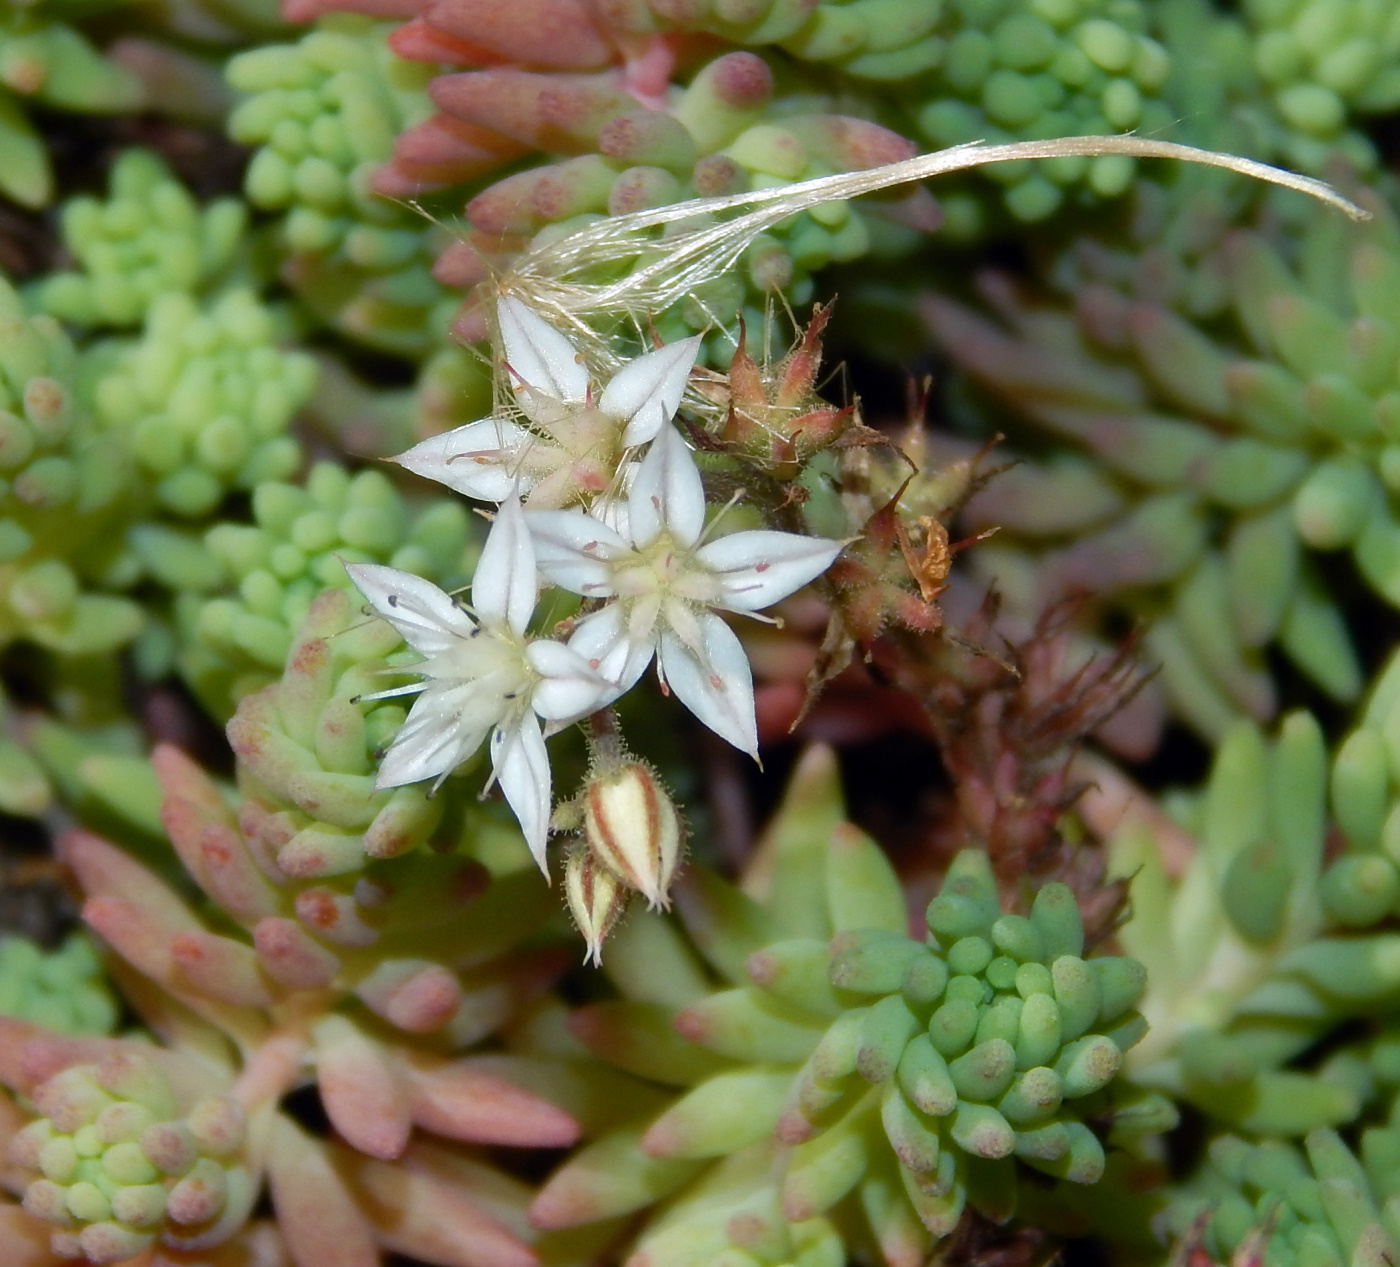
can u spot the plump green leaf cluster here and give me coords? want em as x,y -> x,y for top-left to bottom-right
0,932 -> 117,1036
911,0 -> 1174,227
928,190 -> 1400,739
0,276 -> 143,656
224,585 -> 445,883
92,288 -> 312,518
170,460 -> 474,714
226,16 -> 454,356
31,149 -> 248,329
147,613 -> 558,1039
0,0 -> 142,208
538,751 -> 1157,1266
7,1051 -> 252,1262
1244,0 -> 1400,147
1105,687 -> 1400,1194
1165,1128 -> 1400,1267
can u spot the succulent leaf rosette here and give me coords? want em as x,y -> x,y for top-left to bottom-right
533,748 -> 1161,1266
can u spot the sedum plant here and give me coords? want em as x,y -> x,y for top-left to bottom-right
532,748 -> 1164,1266
7,0 -> 1400,1265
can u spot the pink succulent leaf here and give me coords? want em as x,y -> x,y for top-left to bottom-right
152,745 -> 230,891
471,493 -> 537,636
446,948 -> 571,1048
267,1116 -> 379,1267
313,1016 -> 412,1162
162,1161 -> 261,1253
354,960 -> 463,1035
525,638 -> 613,722
0,1018 -> 107,1096
82,896 -> 199,994
393,417 -> 544,500
491,710 -> 552,874
402,1055 -> 579,1148
0,1084 -> 27,1157
171,931 -> 276,1009
522,509 -> 629,596
695,530 -> 845,612
152,743 -> 231,819
657,611 -> 759,757
499,296 -> 588,404
251,917 -> 341,990
58,830 -> 202,933
627,422 -> 705,550
160,794 -> 279,924
342,1145 -> 540,1267
600,335 -> 702,446
0,1203 -> 59,1266
344,561 -> 479,657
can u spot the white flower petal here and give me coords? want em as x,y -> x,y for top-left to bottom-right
526,639 -> 613,722
492,711 -> 553,875
658,611 -> 758,758
526,510 -> 629,596
499,297 -> 589,404
345,562 -> 477,657
591,494 -> 630,540
696,531 -> 845,612
376,687 -> 490,788
567,603 -> 655,698
601,335 -> 703,447
473,494 -> 537,635
628,423 -> 705,551
392,418 -> 540,502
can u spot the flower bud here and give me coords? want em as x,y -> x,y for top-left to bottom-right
564,844 -> 630,967
582,761 -> 684,911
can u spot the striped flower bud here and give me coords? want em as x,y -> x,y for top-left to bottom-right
563,843 -> 630,967
582,761 -> 684,912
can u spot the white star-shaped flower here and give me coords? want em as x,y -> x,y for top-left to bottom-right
525,424 -> 845,758
344,495 -> 611,875
393,297 -> 702,510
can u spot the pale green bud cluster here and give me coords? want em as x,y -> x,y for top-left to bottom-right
226,586 -> 444,883
770,850 -> 1151,1230
31,149 -> 248,329
0,933 -> 118,1036
0,276 -> 142,656
913,0 -> 1174,228
173,460 -> 474,715
226,16 -> 453,357
1143,0 -> 1378,180
0,1 -> 142,209
1165,1129 -> 1400,1267
1244,0 -> 1400,152
92,289 -> 313,519
7,1052 -> 252,1262
153,664 -> 557,1036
